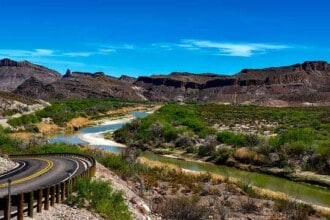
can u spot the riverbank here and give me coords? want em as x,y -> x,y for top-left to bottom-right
77,132 -> 126,147
42,109 -> 330,217
149,147 -> 330,189
9,104 -> 159,143
139,156 -> 330,215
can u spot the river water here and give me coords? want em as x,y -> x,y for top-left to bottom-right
49,111 -> 330,208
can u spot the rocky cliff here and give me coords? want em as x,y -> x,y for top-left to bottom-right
0,58 -> 327,105
0,58 -> 61,91
134,61 -> 330,104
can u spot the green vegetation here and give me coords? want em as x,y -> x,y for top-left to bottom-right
0,126 -> 22,154
67,178 -> 131,220
114,103 -> 330,174
0,128 -> 131,219
7,114 -> 40,128
7,98 -> 141,127
0,127 -> 325,219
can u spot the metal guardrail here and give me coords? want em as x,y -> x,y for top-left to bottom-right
0,153 -> 96,220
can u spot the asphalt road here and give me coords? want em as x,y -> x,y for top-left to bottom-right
0,156 -> 90,197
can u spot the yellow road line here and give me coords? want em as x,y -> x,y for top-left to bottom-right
0,158 -> 54,188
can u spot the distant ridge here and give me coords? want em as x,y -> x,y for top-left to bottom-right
0,58 -> 61,91
0,58 -> 329,105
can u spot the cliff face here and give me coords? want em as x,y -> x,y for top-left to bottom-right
0,58 -> 61,91
134,61 -> 330,104
2,58 -> 329,105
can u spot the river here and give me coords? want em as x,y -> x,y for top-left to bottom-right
49,111 -> 330,208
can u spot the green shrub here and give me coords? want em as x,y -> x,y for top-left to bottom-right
68,178 -> 131,220
286,141 -> 310,155
217,131 -> 246,147
8,114 -> 41,127
212,149 -> 233,164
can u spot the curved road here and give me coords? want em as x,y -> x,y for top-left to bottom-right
0,156 -> 91,197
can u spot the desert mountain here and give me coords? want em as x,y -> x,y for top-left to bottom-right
15,71 -> 144,100
0,58 -> 327,105
0,58 -> 61,91
135,61 -> 330,105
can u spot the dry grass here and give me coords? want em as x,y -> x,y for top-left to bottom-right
65,117 -> 96,131
8,132 -> 34,141
36,122 -> 59,134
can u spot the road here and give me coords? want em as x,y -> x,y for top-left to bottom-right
0,155 -> 91,197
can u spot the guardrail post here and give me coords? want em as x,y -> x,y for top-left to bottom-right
61,182 -> 65,201
51,186 -> 55,206
56,184 -> 60,203
28,191 -> 34,218
37,188 -> 43,213
71,176 -> 76,190
91,165 -> 96,176
17,193 -> 24,220
65,181 -> 69,198
44,187 -> 50,210
68,178 -> 72,195
4,196 -> 10,220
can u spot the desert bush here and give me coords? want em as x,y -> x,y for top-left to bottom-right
156,196 -> 210,220
233,148 -> 266,165
241,197 -> 259,213
212,148 -> 233,164
285,141 -> 310,155
175,132 -> 195,148
275,199 -> 314,220
245,134 -> 262,147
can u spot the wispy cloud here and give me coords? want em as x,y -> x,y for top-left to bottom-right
61,52 -> 92,57
180,40 -> 290,57
97,43 -> 135,53
151,43 -> 174,51
0,49 -> 55,57
98,48 -> 117,53
0,48 -> 113,58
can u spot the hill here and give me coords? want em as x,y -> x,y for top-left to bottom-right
0,58 -> 61,91
0,58 -> 329,105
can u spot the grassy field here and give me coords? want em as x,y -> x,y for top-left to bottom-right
114,103 -> 330,174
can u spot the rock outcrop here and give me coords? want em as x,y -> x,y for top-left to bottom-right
0,58 -> 328,105
134,61 -> 330,104
0,58 -> 61,91
0,156 -> 17,174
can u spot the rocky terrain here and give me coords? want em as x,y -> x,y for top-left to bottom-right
0,58 -> 329,105
0,92 -> 47,120
0,155 -> 17,174
0,58 -> 60,91
15,71 -> 144,100
135,61 -> 330,104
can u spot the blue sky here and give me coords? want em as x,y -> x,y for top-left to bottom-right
0,0 -> 330,77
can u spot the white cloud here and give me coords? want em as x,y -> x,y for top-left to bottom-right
35,49 -> 54,56
0,49 -> 96,58
180,40 -> 290,57
176,43 -> 200,51
98,48 -> 117,53
62,52 -> 92,57
0,49 -> 55,57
